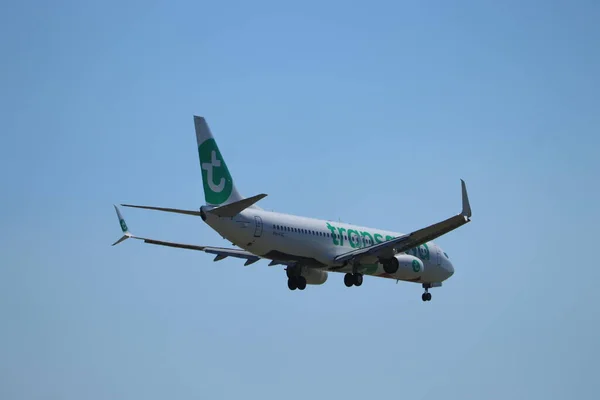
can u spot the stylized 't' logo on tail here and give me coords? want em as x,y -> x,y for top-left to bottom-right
201,150 -> 225,193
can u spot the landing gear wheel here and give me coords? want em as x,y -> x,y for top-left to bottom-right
383,257 -> 399,274
287,278 -> 298,291
344,273 -> 354,287
354,273 -> 363,287
297,276 -> 307,290
421,292 -> 432,302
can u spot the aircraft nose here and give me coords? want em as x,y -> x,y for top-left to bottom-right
446,260 -> 454,277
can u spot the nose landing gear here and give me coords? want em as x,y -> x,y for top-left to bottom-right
422,283 -> 432,301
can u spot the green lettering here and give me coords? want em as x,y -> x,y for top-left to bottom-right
347,229 -> 359,248
360,231 -> 374,247
385,235 -> 394,241
337,227 -> 347,246
326,223 -> 339,246
374,233 -> 384,243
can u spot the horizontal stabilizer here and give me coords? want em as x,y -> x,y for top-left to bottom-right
207,193 -> 267,217
120,204 -> 203,217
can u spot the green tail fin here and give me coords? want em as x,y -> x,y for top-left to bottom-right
194,116 -> 244,206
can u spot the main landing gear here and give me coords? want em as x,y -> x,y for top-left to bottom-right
344,273 -> 363,287
287,275 -> 307,291
286,266 -> 306,291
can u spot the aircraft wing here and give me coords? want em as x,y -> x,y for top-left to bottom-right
111,205 -> 290,267
334,180 -> 472,264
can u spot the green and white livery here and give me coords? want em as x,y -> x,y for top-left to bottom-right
195,117 -> 244,206
113,116 -> 472,302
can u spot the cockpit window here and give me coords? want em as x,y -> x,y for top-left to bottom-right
444,252 -> 449,259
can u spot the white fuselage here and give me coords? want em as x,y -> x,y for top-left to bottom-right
202,207 -> 455,284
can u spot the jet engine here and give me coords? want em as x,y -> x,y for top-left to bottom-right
302,268 -> 328,285
382,254 -> 424,280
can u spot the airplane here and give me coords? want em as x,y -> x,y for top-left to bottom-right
112,116 -> 472,301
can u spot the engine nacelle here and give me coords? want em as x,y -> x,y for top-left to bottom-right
391,254 -> 424,280
302,268 -> 328,285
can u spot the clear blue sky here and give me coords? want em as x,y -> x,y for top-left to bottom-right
1,0 -> 599,398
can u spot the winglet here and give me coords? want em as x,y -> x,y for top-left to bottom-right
112,205 -> 133,246
460,179 -> 472,218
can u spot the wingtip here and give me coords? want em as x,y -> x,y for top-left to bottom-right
111,233 -> 131,246
113,204 -> 130,234
112,204 -> 133,246
460,179 -> 472,218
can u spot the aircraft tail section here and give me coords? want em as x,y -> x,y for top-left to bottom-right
194,116 -> 245,206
